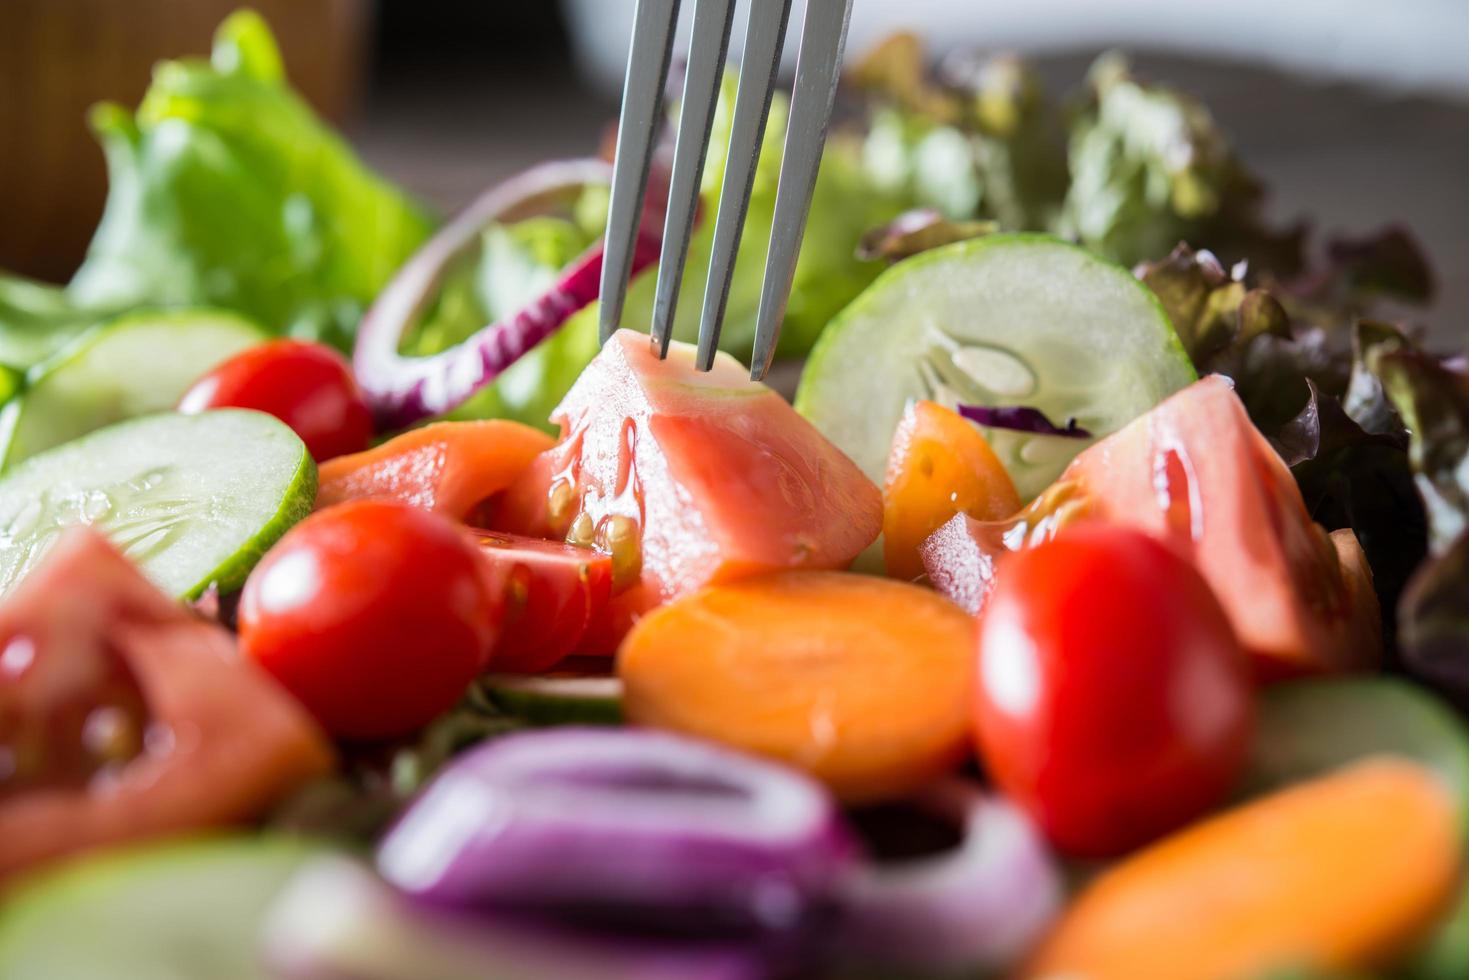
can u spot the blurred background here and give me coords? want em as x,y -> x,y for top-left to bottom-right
2,0 -> 1465,339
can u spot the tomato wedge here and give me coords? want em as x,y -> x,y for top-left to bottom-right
883,400 -> 1020,581
922,377 -> 1381,675
316,420 -> 554,521
489,332 -> 882,649
0,530 -> 333,881
471,532 -> 613,674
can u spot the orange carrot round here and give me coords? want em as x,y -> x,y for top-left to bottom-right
1025,758 -> 1463,980
618,571 -> 975,803
883,401 -> 1019,582
316,420 -> 553,521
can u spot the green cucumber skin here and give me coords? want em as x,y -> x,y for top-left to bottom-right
795,233 -> 1195,500
0,310 -> 265,470
488,677 -> 623,726
0,835 -> 319,980
200,442 -> 316,599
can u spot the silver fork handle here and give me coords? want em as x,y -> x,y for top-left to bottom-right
749,0 -> 855,380
599,0 -> 682,345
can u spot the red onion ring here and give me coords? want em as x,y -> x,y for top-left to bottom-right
834,779 -> 1062,972
375,728 -> 856,936
958,404 -> 1093,439
353,159 -> 665,430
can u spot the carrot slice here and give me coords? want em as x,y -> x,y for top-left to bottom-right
317,421 -> 554,521
883,401 -> 1019,581
618,571 -> 974,803
1025,758 -> 1463,980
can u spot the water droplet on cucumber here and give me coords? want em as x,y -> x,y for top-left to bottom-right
948,344 -> 1036,398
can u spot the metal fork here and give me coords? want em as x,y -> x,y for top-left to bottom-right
597,0 -> 856,381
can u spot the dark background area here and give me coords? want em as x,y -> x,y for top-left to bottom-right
361,1 -> 615,208
363,1 -> 1467,343
3,0 -> 1465,342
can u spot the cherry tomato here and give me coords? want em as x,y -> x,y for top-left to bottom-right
471,532 -> 613,674
239,500 -> 504,739
974,525 -> 1253,857
179,339 -> 373,461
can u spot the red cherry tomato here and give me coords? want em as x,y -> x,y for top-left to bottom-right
974,525 -> 1253,858
239,500 -> 504,739
179,339 -> 374,461
471,532 -> 613,674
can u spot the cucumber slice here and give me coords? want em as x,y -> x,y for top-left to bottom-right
0,410 -> 314,599
487,673 -> 623,726
1244,677 -> 1469,827
0,309 -> 264,469
0,835 -> 319,980
795,234 -> 1195,499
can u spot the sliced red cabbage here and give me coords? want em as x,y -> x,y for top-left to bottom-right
264,857 -> 767,980
353,160 -> 665,430
833,780 -> 1062,972
958,403 -> 1093,439
375,728 -> 856,937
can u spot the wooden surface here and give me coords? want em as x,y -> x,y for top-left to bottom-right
0,0 -> 368,282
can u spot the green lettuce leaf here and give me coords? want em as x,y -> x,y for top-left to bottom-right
398,190 -> 607,432
1278,227 -> 1437,340
66,10 -> 434,349
1270,380 -> 1426,651
852,34 -> 1067,232
1343,320 -> 1412,436
1059,52 -> 1297,270
1351,341 -> 1469,706
1135,243 -> 1289,364
1373,346 -> 1469,555
0,272 -> 117,373
1320,226 -> 1435,305
1133,223 -> 1434,431
1398,531 -> 1469,713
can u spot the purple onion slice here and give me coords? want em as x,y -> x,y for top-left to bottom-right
353,159 -> 665,430
265,857 -> 768,980
834,780 -> 1062,972
376,728 -> 856,936
958,403 -> 1093,439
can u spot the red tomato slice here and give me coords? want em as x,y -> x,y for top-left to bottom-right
488,331 -> 882,648
882,400 -> 1019,582
471,532 -> 613,674
921,376 -> 1380,676
0,530 -> 333,881
316,420 -> 555,521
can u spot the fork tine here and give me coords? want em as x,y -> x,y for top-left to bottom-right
649,0 -> 738,359
599,0 -> 683,345
694,0 -> 794,372
748,0 -> 855,380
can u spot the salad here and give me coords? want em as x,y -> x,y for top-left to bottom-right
0,10 -> 1466,980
